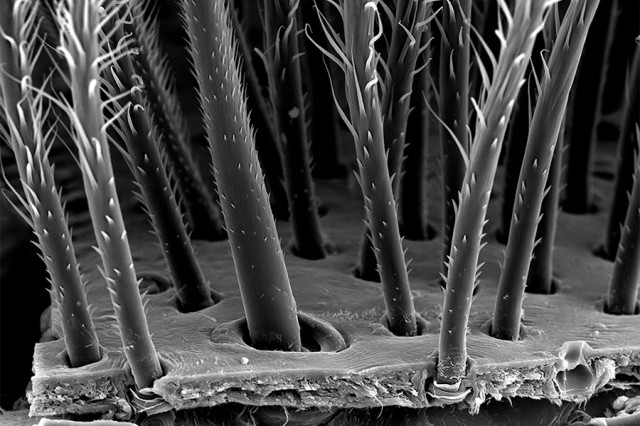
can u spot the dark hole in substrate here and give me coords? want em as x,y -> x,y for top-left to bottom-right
211,312 -> 348,353
380,313 -> 430,337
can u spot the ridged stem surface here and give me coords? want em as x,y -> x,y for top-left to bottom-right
0,0 -> 101,368
57,0 -> 162,388
182,0 -> 301,351
437,0 -> 550,385
492,0 -> 600,340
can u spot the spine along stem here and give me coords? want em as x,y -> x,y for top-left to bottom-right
103,22 -> 215,313
0,0 -> 101,367
259,0 -> 328,260
606,128 -> 640,315
597,50 -> 640,260
55,0 -> 162,388
320,0 -> 418,335
492,0 -> 600,340
127,0 -> 225,241
181,0 -> 301,351
438,0 -> 471,282
437,0 -> 551,386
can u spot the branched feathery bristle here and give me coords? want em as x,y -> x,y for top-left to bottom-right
181,0 -> 301,351
312,0 -> 418,336
0,0 -> 101,367
54,0 -> 162,388
437,0 -> 554,386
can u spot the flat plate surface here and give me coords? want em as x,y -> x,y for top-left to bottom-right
28,142 -> 640,419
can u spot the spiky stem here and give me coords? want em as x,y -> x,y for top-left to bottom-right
606,132 -> 640,315
525,129 -> 563,294
300,0 -> 345,179
0,0 -> 101,368
127,0 -> 225,241
105,35 -> 215,312
437,0 -> 551,385
341,0 -> 417,335
492,0 -> 599,341
438,0 -> 471,281
229,0 -> 290,220
260,0 -> 328,260
56,0 -> 162,388
181,0 -> 301,351
382,0 -> 430,195
355,0 -> 431,275
597,50 -> 640,260
399,44 -> 432,240
498,33 -> 546,245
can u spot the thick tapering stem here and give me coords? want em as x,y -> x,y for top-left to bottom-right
563,0 -> 616,214
229,0 -> 290,220
598,50 -> 640,260
492,0 -> 599,340
606,149 -> 640,315
262,0 -> 327,260
58,0 -> 162,388
438,0 -> 471,282
182,0 -> 301,351
0,0 -> 101,368
128,0 -> 225,241
437,0 -> 550,385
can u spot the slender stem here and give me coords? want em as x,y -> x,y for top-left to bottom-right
606,145 -> 640,315
563,0 -> 616,214
598,50 -> 640,260
399,45 -> 432,240
342,0 -> 417,336
438,0 -> 471,281
57,0 -> 162,388
357,0 -> 431,278
492,0 -> 600,340
181,0 -> 301,351
105,36 -> 215,312
499,33 -> 546,244
0,0 -> 101,368
300,0 -> 345,179
526,128 -> 563,294
127,0 -> 225,241
437,0 -> 550,385
261,0 -> 327,260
